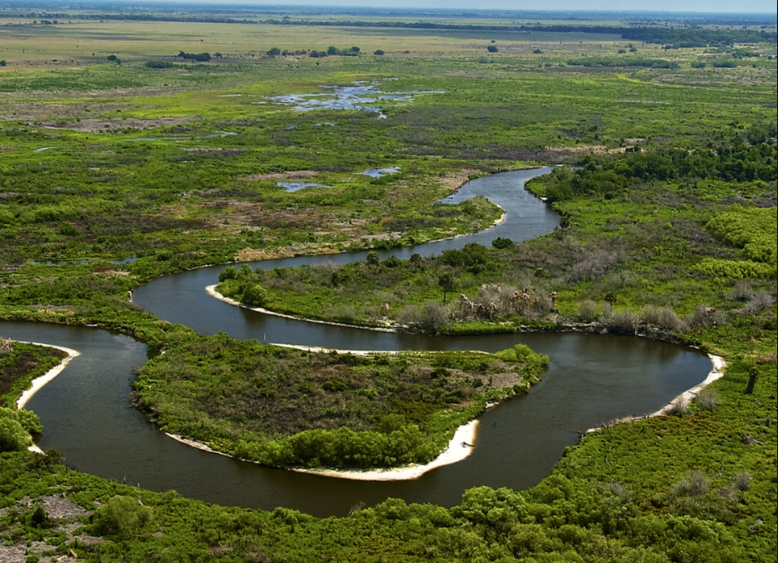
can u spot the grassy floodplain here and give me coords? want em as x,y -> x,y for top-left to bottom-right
0,6 -> 777,561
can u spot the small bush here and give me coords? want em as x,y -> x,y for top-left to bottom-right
734,469 -> 751,491
745,291 -> 775,314
421,301 -> 450,331
694,387 -> 720,410
609,310 -> 638,334
641,305 -> 684,332
687,304 -> 727,329
577,300 -> 599,322
373,50 -> 385,56
397,304 -> 421,326
671,470 -> 709,498
728,280 -> 753,302
487,45 -> 498,53
92,496 -> 154,539
666,397 -> 690,416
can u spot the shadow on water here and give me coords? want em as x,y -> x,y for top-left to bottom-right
3,169 -> 712,517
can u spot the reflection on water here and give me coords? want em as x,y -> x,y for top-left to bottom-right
277,182 -> 332,193
5,168 -> 712,517
267,84 -> 443,113
4,322 -> 710,518
362,167 -> 400,177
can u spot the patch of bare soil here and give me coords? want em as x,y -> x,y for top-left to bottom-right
544,144 -> 630,155
38,117 -> 199,133
0,494 -> 103,562
437,169 -> 481,192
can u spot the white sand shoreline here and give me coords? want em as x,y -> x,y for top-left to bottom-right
165,420 -> 481,482
15,341 -> 81,410
7,340 -> 80,454
584,354 -> 725,435
291,420 -> 479,481
206,285 -> 399,333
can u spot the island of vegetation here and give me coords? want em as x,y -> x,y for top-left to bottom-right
134,337 -> 548,469
0,4 -> 775,561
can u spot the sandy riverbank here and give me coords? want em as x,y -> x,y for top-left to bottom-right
165,419 -> 480,482
585,354 -> 725,434
10,340 -> 80,454
206,285 -> 399,333
291,420 -> 479,481
15,341 -> 80,410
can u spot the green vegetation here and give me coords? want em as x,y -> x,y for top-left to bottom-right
0,342 -> 66,410
0,7 -> 775,560
0,323 -> 774,560
214,145 -> 776,335
0,341 -> 62,454
134,334 -> 547,468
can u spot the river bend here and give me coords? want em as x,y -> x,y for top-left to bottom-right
4,169 -> 711,517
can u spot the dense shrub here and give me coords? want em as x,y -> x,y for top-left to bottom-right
91,496 -> 154,539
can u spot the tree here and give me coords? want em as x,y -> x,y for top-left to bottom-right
491,237 -> 513,250
241,284 -> 267,307
366,251 -> 380,266
0,418 -> 28,452
218,266 -> 237,282
438,273 -> 455,304
374,50 -> 385,56
350,46 -> 360,53
487,45 -> 498,53
267,47 -> 281,56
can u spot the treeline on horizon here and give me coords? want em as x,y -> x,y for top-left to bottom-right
4,11 -> 775,47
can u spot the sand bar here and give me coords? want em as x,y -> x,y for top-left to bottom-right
206,285 -> 398,332
291,420 -> 479,481
165,419 -> 479,482
585,354 -> 725,434
14,341 -> 80,410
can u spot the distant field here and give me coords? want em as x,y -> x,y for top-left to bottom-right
0,19 -> 654,67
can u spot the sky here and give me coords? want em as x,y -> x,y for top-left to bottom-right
179,0 -> 777,14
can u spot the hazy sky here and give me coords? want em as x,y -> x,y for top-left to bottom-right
188,0 -> 776,13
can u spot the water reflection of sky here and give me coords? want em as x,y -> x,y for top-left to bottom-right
277,182 -> 332,193
361,167 -> 400,178
266,85 -> 443,113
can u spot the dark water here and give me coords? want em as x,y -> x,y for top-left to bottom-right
4,169 -> 712,516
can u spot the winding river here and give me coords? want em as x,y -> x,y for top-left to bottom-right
3,168 -> 711,517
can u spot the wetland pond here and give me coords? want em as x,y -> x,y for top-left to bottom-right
7,168 -> 712,517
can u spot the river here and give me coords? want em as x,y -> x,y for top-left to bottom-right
4,168 -> 711,517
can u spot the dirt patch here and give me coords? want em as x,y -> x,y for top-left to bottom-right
38,117 -> 199,133
235,245 -> 341,262
544,144 -> 630,155
437,169 -> 481,192
242,170 -> 318,182
0,494 -> 103,563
